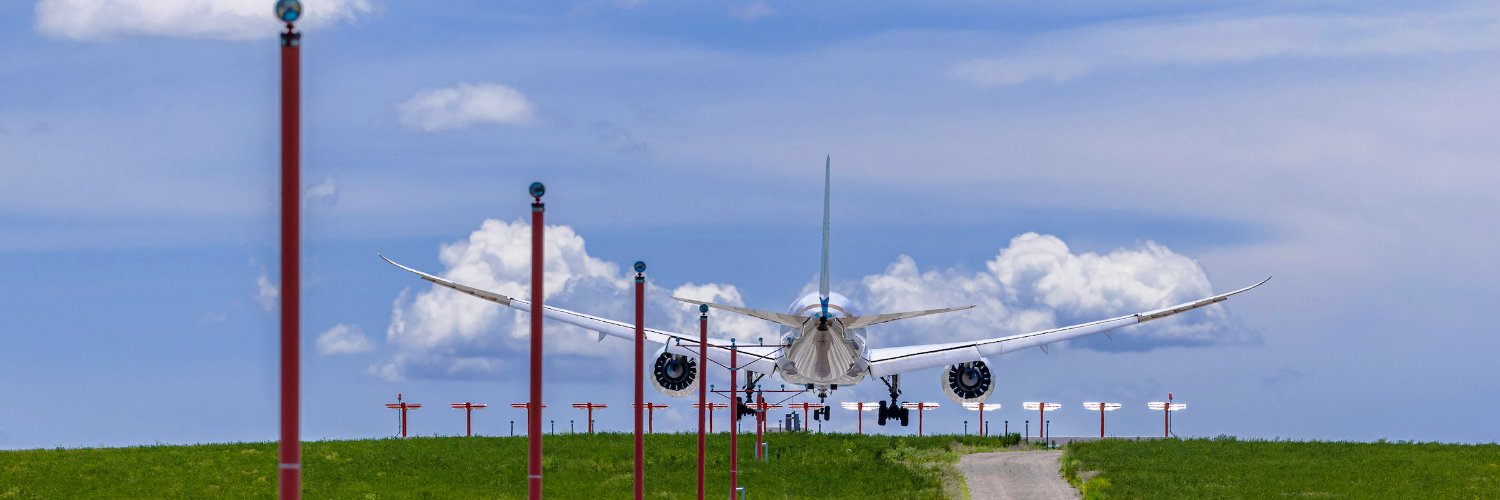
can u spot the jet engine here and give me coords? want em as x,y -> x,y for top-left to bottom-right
941,360 -> 995,403
650,348 -> 698,398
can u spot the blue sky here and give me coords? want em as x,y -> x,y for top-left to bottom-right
3,0 -> 1498,449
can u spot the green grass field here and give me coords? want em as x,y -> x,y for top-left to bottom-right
0,433 -> 1018,499
1062,437 -> 1500,499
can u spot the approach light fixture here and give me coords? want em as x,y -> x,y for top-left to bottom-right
634,261 -> 647,273
275,0 -> 302,23
529,182 -> 546,199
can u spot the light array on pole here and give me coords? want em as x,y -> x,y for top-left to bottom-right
1083,402 -> 1121,438
961,402 -> 1001,436
693,402 -> 729,433
1148,398 -> 1187,437
1022,402 -> 1060,442
570,402 -> 608,434
633,402 -> 669,434
449,402 -> 487,437
840,402 -> 879,435
900,402 -> 940,436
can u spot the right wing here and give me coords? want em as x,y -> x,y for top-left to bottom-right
866,277 -> 1270,377
380,254 -> 779,372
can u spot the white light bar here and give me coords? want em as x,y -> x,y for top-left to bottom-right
961,402 -> 1002,411
1022,402 -> 1061,411
1147,402 -> 1187,411
901,402 -> 941,410
840,402 -> 879,411
1083,402 -> 1122,411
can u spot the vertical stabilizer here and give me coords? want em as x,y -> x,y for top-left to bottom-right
819,156 -> 831,314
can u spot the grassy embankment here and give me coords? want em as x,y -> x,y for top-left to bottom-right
1061,436 -> 1500,499
0,432 -> 1020,499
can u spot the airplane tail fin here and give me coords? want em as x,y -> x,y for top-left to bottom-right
819,156 -> 831,316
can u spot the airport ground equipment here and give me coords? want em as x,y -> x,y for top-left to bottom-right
963,402 -> 1002,436
1023,402 -> 1061,442
449,402 -> 488,437
570,403 -> 608,434
1148,394 -> 1187,437
1083,402 -> 1123,437
385,394 -> 422,438
900,402 -> 941,436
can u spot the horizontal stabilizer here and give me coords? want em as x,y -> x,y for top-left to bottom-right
673,297 -> 808,328
840,305 -> 975,330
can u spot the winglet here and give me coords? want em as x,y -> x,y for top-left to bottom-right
819,155 -> 832,317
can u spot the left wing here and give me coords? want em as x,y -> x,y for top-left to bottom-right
380,254 -> 779,373
866,277 -> 1270,377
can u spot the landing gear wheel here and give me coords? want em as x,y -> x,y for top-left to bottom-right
877,400 -> 888,426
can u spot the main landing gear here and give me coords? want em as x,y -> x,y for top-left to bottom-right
877,374 -> 910,427
735,372 -> 764,420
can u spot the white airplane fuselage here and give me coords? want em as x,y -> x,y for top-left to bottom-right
776,291 -> 870,388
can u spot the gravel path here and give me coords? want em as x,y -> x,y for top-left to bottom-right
958,450 -> 1079,500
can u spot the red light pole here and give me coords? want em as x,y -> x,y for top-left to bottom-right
900,402 -> 941,436
1022,402 -> 1060,442
511,402 -> 547,435
729,339 -> 739,500
748,395 -> 782,460
963,402 -> 1001,436
693,402 -> 728,433
1082,402 -> 1122,438
527,181 -> 546,499
570,403 -> 608,434
385,394 -> 422,438
633,403 -> 669,434
696,304 -> 708,500
450,402 -> 488,437
785,403 -> 826,432
840,402 -> 879,434
1148,394 -> 1186,437
632,261 -> 646,500
275,1 -> 303,498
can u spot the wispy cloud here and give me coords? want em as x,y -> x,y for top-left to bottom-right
254,263 -> 278,313
397,83 -> 536,132
317,323 -> 374,355
729,1 -> 774,22
953,4 -> 1500,86
34,0 -> 374,41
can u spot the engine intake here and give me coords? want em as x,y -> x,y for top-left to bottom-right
650,349 -> 698,398
941,360 -> 995,403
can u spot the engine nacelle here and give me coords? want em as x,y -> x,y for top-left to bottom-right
941,360 -> 995,403
650,348 -> 698,398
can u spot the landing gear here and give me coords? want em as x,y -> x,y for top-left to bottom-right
812,388 -> 832,421
735,372 -> 765,420
876,375 -> 910,427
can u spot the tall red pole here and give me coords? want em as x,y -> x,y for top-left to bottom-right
528,183 -> 545,499
1100,406 -> 1106,438
468,405 -> 473,437
1039,406 -> 1046,442
277,16 -> 302,500
633,262 -> 645,500
696,306 -> 707,500
754,393 -> 765,461
918,406 -> 924,436
978,404 -> 984,437
729,340 -> 738,500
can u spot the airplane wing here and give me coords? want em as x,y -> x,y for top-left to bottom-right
865,277 -> 1270,377
380,254 -> 779,373
672,297 -> 809,328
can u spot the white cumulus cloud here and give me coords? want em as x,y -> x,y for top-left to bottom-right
856,232 -> 1245,351
397,83 -> 536,132
35,0 -> 374,41
316,323 -> 373,355
377,219 -> 772,381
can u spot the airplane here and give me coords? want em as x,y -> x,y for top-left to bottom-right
380,157 -> 1268,427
